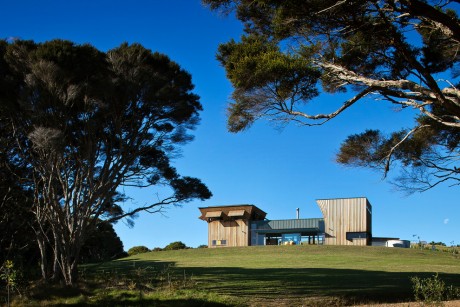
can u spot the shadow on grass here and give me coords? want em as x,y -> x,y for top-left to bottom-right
82,258 -> 174,273
98,260 -> 460,304
30,259 -> 460,306
77,297 -> 229,307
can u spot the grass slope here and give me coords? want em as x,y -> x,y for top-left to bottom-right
90,245 -> 460,305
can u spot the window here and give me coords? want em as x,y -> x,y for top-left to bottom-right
346,232 -> 368,241
281,233 -> 301,245
211,239 -> 227,246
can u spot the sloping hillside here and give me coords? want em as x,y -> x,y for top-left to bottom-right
102,245 -> 460,305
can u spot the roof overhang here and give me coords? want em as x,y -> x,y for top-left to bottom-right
198,205 -> 267,221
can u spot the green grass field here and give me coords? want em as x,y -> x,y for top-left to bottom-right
15,245 -> 460,306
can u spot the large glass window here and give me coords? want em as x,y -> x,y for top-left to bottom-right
281,233 -> 301,245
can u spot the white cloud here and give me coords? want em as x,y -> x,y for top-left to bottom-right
444,218 -> 449,224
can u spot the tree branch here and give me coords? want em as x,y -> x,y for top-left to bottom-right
382,124 -> 431,178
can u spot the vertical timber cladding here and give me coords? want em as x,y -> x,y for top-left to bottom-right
316,198 -> 372,246
207,219 -> 249,247
198,205 -> 267,248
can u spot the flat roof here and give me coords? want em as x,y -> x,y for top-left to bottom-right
198,204 -> 257,209
252,218 -> 324,233
316,197 -> 368,201
372,237 -> 400,241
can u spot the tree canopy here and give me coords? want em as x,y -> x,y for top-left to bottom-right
163,241 -> 187,250
204,0 -> 460,192
0,39 -> 211,285
79,221 -> 126,263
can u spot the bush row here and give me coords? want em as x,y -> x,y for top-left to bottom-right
127,242 -> 207,256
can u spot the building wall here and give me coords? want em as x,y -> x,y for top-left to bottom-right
316,198 -> 372,246
207,219 -> 249,247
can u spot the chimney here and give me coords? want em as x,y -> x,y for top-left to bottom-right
296,208 -> 300,219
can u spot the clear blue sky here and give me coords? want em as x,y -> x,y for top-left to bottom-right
2,0 -> 458,249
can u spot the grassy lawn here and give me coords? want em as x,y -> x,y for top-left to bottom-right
11,245 -> 460,306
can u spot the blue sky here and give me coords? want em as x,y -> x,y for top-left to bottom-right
2,0 -> 458,249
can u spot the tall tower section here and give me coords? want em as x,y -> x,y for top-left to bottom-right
316,197 -> 372,246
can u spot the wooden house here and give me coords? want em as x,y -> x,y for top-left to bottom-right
199,197 -> 373,247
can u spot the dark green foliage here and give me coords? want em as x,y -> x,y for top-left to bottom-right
217,36 -> 319,132
429,242 -> 446,246
80,222 -> 127,263
163,241 -> 187,251
0,145 -> 39,278
0,39 -> 211,285
204,0 -> 460,192
337,111 -> 460,191
127,246 -> 150,256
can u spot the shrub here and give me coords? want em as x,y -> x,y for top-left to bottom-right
127,246 -> 150,256
164,241 -> 187,251
411,273 -> 460,305
1,260 -> 18,306
151,247 -> 163,252
197,244 -> 208,248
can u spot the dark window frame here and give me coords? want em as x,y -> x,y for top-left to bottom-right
211,239 -> 227,246
346,232 -> 368,241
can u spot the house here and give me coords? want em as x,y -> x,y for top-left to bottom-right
199,197 -> 373,247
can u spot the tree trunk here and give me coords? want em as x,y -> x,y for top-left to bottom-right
58,249 -> 80,286
51,239 -> 62,283
35,231 -> 49,283
52,229 -> 83,286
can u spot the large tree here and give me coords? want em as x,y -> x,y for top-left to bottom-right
0,39 -> 211,286
204,0 -> 460,192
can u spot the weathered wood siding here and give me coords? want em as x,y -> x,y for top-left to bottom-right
316,198 -> 372,246
207,219 -> 249,247
199,205 -> 266,248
